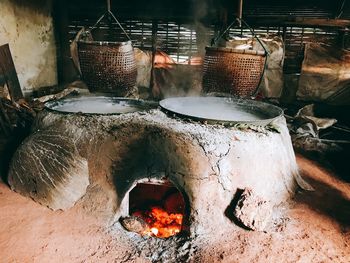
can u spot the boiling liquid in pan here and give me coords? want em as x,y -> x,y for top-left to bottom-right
178,102 -> 264,121
49,98 -> 142,114
163,98 -> 266,121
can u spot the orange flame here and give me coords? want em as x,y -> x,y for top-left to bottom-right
133,206 -> 183,238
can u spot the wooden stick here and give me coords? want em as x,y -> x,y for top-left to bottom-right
0,44 -> 23,102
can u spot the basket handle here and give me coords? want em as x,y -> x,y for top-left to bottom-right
88,0 -> 131,41
212,17 -> 268,55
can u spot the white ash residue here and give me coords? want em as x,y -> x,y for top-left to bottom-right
107,222 -> 196,263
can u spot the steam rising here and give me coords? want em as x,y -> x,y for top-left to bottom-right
191,0 -> 212,55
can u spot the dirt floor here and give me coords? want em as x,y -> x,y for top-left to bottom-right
0,154 -> 349,263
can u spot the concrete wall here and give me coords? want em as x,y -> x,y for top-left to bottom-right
0,0 -> 57,94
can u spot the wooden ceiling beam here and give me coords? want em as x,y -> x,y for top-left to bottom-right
246,17 -> 350,28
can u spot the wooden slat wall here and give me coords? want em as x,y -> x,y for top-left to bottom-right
244,0 -> 339,18
68,17 -> 341,71
68,19 -> 211,63
55,0 -> 349,82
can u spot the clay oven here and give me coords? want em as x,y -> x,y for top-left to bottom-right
7,95 -> 304,260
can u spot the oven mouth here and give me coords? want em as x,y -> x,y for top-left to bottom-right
120,179 -> 188,239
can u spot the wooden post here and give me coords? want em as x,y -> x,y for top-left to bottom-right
337,29 -> 346,49
282,26 -> 287,42
150,20 -> 158,97
52,0 -> 78,83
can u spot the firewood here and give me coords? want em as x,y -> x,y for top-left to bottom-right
120,216 -> 150,235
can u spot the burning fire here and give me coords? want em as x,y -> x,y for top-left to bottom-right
133,206 -> 183,238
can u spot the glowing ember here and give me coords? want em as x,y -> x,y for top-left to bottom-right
150,227 -> 159,236
132,206 -> 183,238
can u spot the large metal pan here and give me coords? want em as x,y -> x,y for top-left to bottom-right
159,96 -> 283,126
45,95 -> 157,115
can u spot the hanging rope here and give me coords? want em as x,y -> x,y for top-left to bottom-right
336,0 -> 347,19
212,17 -> 268,55
89,0 -> 131,41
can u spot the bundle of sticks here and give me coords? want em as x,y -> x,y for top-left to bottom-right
0,98 -> 38,136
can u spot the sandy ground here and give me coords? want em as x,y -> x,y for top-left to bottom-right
0,154 -> 349,263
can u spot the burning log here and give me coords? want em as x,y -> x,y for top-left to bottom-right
121,206 -> 184,238
120,215 -> 150,235
127,206 -> 183,238
145,206 -> 183,238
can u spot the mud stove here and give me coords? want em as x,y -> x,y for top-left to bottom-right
8,96 -> 304,262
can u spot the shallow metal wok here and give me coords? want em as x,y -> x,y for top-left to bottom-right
45,95 -> 157,115
159,96 -> 283,126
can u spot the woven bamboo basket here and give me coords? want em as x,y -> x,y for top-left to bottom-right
78,40 -> 136,95
76,9 -> 137,96
202,47 -> 266,97
202,18 -> 267,98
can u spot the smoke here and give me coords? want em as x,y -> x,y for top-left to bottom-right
190,0 -> 212,55
191,0 -> 209,20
